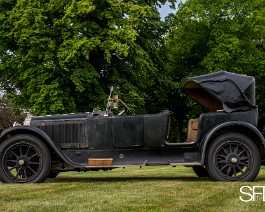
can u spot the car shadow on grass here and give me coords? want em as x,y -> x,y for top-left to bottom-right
47,174 -> 265,183
47,176 -> 212,183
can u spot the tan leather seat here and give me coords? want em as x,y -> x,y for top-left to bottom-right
186,118 -> 199,143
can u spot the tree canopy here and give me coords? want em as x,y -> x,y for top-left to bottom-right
2,0 -> 265,124
0,0 -> 175,115
165,0 -> 265,111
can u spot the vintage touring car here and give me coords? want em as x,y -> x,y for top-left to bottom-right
0,71 -> 264,183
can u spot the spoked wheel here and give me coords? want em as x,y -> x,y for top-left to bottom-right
206,133 -> 261,182
0,135 -> 51,183
192,166 -> 209,178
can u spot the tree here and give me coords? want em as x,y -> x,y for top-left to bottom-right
0,96 -> 26,132
0,0 -> 175,115
165,0 -> 265,114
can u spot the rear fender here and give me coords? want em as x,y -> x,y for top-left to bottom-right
200,121 -> 265,165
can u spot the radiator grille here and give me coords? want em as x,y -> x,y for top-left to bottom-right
36,121 -> 86,146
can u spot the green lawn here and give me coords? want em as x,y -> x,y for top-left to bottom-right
1,166 -> 265,212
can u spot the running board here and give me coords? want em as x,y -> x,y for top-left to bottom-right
86,159 -> 201,168
170,162 -> 201,166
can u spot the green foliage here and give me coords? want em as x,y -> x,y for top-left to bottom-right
0,0 -> 172,115
165,0 -> 265,115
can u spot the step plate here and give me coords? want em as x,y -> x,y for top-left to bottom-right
88,158 -> 113,167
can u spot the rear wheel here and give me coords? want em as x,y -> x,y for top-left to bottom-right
0,134 -> 51,183
206,133 -> 261,182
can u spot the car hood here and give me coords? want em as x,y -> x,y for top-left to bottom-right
183,71 -> 256,112
24,113 -> 97,125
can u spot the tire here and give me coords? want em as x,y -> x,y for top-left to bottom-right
0,134 -> 51,183
206,133 -> 261,182
192,166 -> 209,178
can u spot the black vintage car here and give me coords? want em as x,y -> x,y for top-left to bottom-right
0,71 -> 264,183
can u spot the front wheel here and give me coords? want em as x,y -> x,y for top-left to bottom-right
0,134 -> 51,183
206,133 -> 261,182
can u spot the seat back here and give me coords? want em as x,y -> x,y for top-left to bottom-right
186,118 -> 199,143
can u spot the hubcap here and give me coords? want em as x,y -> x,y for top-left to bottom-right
230,157 -> 238,164
18,159 -> 25,166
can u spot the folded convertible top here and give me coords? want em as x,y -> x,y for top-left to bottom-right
183,71 -> 256,112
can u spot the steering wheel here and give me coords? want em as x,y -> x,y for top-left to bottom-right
115,96 -> 133,115
105,87 -> 133,115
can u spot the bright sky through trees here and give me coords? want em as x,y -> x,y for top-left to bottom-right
158,1 -> 176,19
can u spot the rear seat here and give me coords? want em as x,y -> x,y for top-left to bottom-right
186,118 -> 199,143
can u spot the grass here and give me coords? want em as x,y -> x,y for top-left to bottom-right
1,166 -> 265,212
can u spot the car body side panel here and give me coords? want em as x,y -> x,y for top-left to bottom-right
30,110 -> 170,150
62,148 -> 200,167
1,110 -> 263,169
143,111 -> 169,147
111,115 -> 144,148
195,109 -> 258,144
0,111 -> 172,168
87,117 -> 113,149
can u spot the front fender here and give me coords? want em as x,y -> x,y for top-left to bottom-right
0,126 -> 79,168
200,121 -> 265,165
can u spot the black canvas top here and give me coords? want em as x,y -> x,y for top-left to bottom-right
183,71 -> 256,112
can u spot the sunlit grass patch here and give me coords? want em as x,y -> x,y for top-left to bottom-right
0,166 -> 265,211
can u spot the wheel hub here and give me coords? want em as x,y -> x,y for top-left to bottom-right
226,154 -> 239,165
230,157 -> 238,164
18,159 -> 25,166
